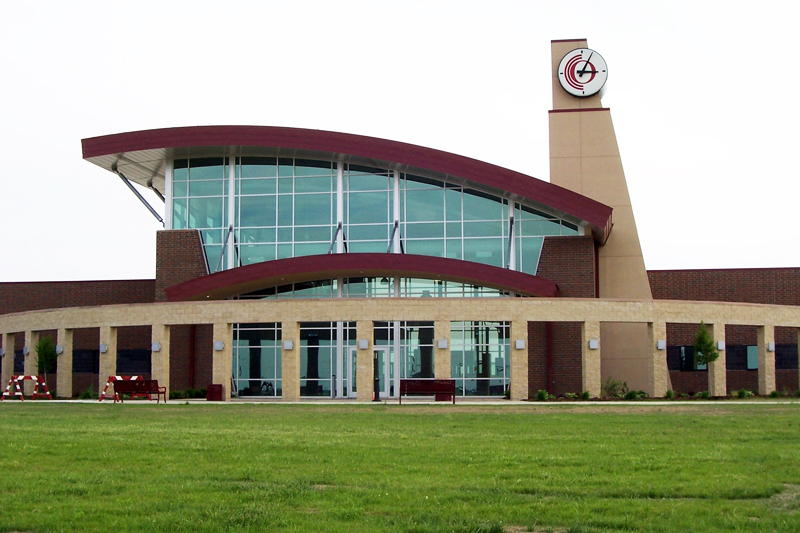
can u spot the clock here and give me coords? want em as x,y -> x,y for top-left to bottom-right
558,48 -> 608,98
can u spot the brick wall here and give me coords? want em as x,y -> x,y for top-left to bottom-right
169,324 -> 213,391
155,230 -> 208,302
0,280 -> 155,316
648,268 -> 800,305
536,236 -> 596,297
528,321 -> 583,397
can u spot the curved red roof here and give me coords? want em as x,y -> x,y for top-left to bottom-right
164,253 -> 559,301
82,126 -> 612,242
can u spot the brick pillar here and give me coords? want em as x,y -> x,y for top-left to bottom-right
510,320 -> 528,400
212,323 -> 232,401
757,325 -> 776,395
99,326 -> 118,396
152,324 -> 171,399
647,321 -> 668,398
356,321 -> 374,402
56,329 -> 73,399
24,331 -> 38,396
434,321 -> 451,379
281,322 -> 299,401
708,323 -> 727,397
2,333 -> 15,392
582,321 -> 601,397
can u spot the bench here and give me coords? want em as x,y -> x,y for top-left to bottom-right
114,379 -> 167,404
399,379 -> 456,404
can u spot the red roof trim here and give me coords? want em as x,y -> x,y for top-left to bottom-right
82,126 -> 612,235
164,254 -> 559,301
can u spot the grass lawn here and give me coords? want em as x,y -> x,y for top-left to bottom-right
0,402 -> 798,533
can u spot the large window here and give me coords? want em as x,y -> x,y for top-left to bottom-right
374,321 -> 435,380
450,321 -> 510,396
171,157 -> 583,276
233,323 -> 282,397
299,322 -> 357,397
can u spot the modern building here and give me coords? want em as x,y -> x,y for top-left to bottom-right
2,39 -> 798,401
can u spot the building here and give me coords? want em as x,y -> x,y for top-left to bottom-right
1,39 -> 798,401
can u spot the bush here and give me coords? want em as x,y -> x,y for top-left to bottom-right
78,390 -> 97,400
664,389 -> 675,399
769,390 -> 780,398
503,387 -> 511,400
580,391 -> 591,401
536,389 -> 554,401
625,390 -> 647,400
695,390 -> 710,399
564,392 -> 578,399
602,378 -> 628,399
169,390 -> 186,400
736,389 -> 755,399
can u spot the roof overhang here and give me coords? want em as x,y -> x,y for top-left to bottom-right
164,253 -> 559,301
82,126 -> 612,243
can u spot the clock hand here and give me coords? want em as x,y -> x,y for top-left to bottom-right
578,51 -> 594,78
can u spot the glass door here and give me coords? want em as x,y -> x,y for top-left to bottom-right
373,346 -> 396,398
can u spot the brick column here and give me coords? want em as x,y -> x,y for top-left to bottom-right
434,321 -> 451,379
797,329 -> 800,392
2,333 -> 15,392
56,329 -> 73,399
99,326 -> 118,396
151,324 -> 171,399
24,331 -> 38,396
510,320 -> 528,400
356,321 -> 374,402
757,325 -> 776,395
212,323 -> 232,401
581,321 -> 601,397
281,322 -> 299,401
647,321 -> 668,398
708,323 -> 727,397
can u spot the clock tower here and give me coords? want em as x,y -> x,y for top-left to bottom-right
549,39 -> 664,396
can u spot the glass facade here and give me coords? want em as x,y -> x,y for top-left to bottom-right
451,321 -> 510,396
299,322 -> 357,398
170,157 -> 582,278
235,278 -> 509,299
233,323 -> 282,397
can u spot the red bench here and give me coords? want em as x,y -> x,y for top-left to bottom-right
114,379 -> 167,403
399,379 -> 456,404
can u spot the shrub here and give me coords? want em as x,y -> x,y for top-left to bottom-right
695,390 -> 710,399
580,391 -> 591,401
564,392 -> 578,399
664,389 -> 675,399
536,389 -> 553,401
769,390 -> 780,398
736,389 -> 755,399
503,387 -> 511,400
78,389 -> 97,400
169,390 -> 186,400
602,378 -> 628,398
625,390 -> 647,400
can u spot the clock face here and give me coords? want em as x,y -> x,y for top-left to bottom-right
558,48 -> 608,98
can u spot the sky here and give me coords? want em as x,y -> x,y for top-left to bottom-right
1,0 -> 798,282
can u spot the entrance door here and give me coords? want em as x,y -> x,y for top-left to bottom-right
344,348 -> 357,398
373,346 -> 396,398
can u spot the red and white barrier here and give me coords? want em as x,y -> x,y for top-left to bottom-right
0,375 -> 52,401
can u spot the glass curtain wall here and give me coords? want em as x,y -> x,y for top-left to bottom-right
450,321 -> 510,397
233,323 -> 282,397
171,157 -> 581,275
299,322 -> 357,397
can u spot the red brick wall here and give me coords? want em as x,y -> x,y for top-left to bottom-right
528,321 -> 583,397
155,230 -> 207,302
0,280 -> 155,316
169,324 -> 213,391
536,236 -> 596,297
648,268 -> 800,305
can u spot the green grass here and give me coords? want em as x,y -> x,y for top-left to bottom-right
1,403 -> 799,532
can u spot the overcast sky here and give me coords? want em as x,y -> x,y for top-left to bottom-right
1,1 -> 798,282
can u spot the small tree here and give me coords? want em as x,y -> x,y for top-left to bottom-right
693,321 -> 719,367
36,336 -> 58,375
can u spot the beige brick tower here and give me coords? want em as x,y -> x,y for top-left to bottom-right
549,39 -> 658,394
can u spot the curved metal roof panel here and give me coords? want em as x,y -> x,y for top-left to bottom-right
82,125 -> 612,242
164,253 -> 560,301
